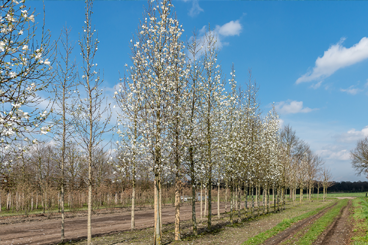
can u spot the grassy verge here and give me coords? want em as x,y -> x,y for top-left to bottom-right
351,197 -> 368,244
295,199 -> 348,245
242,201 -> 335,245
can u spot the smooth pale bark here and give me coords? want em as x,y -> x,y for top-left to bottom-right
189,147 -> 197,235
131,180 -> 135,230
237,185 -> 241,222
204,187 -> 207,218
300,188 -> 303,203
217,182 -> 220,219
200,186 -> 203,220
267,188 -> 270,214
244,185 -> 248,219
153,175 -> 161,245
191,180 -> 197,235
274,188 -> 276,212
230,182 -> 233,224
257,185 -> 261,216
225,182 -> 228,212
251,185 -> 254,216
174,174 -> 180,240
207,169 -> 212,228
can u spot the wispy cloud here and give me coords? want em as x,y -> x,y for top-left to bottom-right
296,37 -> 368,84
310,81 -> 323,89
189,19 -> 242,56
316,148 -> 351,161
188,0 -> 203,17
340,85 -> 362,95
274,100 -> 317,114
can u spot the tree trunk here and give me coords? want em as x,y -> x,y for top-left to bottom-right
225,181 -> 228,212
131,177 -> 135,230
230,181 -> 233,224
237,184 -> 241,222
204,187 -> 207,218
189,147 -> 197,235
207,170 -> 212,229
174,173 -> 180,241
217,181 -> 220,219
153,175 -> 161,245
200,186 -> 203,220
191,176 -> 197,235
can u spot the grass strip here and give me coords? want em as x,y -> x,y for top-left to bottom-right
296,199 -> 348,245
242,201 -> 335,245
351,197 -> 368,244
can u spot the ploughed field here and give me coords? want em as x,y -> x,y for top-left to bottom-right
0,197 -> 360,245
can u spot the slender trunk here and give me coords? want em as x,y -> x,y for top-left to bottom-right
189,147 -> 197,235
300,188 -> 303,203
251,185 -> 254,216
200,186 -> 203,220
207,168 -> 212,229
204,187 -> 207,218
244,184 -> 248,219
174,172 -> 180,240
153,174 -> 161,245
191,176 -> 197,235
217,181 -> 220,219
237,184 -> 241,223
225,181 -> 227,212
131,177 -> 135,230
230,181 -> 233,224
267,187 -> 270,214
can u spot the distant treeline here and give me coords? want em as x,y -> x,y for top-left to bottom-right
327,181 -> 368,193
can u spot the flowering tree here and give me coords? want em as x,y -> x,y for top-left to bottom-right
0,0 -> 53,146
121,0 -> 187,243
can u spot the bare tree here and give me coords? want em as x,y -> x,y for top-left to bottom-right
74,0 -> 111,243
52,26 -> 78,242
351,137 -> 368,177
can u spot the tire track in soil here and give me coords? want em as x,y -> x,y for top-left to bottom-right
313,200 -> 352,245
262,202 -> 337,245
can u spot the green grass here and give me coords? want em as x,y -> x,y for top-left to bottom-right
325,192 -> 367,198
351,197 -> 368,244
242,201 -> 335,245
296,199 -> 348,245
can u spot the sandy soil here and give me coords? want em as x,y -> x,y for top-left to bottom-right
0,202 -> 226,245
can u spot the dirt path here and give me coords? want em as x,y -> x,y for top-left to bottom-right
262,202 -> 337,245
0,202 -> 227,245
313,200 -> 352,245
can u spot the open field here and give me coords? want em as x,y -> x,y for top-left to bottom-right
0,194 -> 362,245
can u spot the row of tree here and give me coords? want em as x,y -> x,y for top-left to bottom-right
0,0 -> 333,244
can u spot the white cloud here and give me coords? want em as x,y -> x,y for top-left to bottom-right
215,20 -> 242,37
274,100 -> 317,114
188,0 -> 203,17
189,19 -> 242,57
335,126 -> 368,143
296,37 -> 368,84
316,149 -> 351,161
310,81 -> 323,89
340,85 -> 362,95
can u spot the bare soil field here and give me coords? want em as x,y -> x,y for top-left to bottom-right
0,202 -> 226,245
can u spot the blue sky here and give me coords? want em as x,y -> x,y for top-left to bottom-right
27,0 -> 368,181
